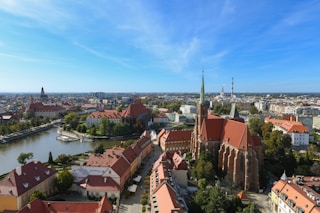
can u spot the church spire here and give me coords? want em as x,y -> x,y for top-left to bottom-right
200,69 -> 205,105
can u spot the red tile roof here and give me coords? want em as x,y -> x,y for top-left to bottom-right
265,118 -> 309,133
0,161 -> 56,197
152,181 -> 187,213
17,196 -> 114,213
237,191 -> 249,201
200,117 -> 261,150
121,146 -> 137,164
122,101 -> 149,118
161,130 -> 192,142
86,148 -> 124,167
88,110 -> 122,119
28,102 -> 64,112
79,175 -> 120,192
110,156 -> 130,177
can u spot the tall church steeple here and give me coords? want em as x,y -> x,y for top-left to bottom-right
200,69 -> 205,105
190,69 -> 209,160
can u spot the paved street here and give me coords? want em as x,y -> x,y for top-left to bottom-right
118,141 -> 162,213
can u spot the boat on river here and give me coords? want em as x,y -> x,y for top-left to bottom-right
56,135 -> 79,142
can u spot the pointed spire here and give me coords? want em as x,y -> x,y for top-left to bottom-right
200,68 -> 205,105
281,170 -> 288,180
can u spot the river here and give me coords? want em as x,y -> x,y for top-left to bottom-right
0,127 -> 107,175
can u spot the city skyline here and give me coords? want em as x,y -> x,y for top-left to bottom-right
0,1 -> 320,93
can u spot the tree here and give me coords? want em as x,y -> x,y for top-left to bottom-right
94,144 -> 105,154
29,190 -> 46,202
64,112 -> 79,129
113,122 -> 130,136
311,164 -> 320,176
198,178 -> 207,190
17,152 -> 33,164
99,118 -> 108,136
55,154 -> 72,165
48,151 -> 54,164
134,118 -> 146,134
195,186 -> 229,213
249,105 -> 259,114
261,122 -> 273,140
55,170 -> 74,192
248,117 -> 263,136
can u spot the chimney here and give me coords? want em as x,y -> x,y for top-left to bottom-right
16,167 -> 22,176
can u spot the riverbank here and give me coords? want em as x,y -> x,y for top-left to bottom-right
0,119 -> 61,144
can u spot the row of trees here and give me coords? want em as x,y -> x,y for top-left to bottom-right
191,185 -> 260,213
63,112 -> 145,136
0,117 -> 52,136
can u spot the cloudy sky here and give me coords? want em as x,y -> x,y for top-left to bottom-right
0,0 -> 320,93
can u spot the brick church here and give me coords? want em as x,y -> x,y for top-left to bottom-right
190,73 -> 263,191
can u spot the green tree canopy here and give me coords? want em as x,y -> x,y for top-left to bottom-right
55,170 -> 74,192
94,144 -> 105,154
55,154 -> 72,165
195,186 -> 229,213
248,117 -> 263,136
249,105 -> 259,114
17,152 -> 33,165
48,151 -> 54,164
29,190 -> 46,202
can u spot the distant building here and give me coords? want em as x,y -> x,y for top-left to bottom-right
265,117 -> 309,147
26,101 -> 65,118
86,110 -> 122,128
152,112 -> 169,127
122,98 -> 151,128
40,87 -> 48,102
180,105 -> 196,114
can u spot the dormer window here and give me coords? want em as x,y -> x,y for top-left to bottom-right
45,170 -> 50,175
22,182 -> 29,188
34,176 -> 40,181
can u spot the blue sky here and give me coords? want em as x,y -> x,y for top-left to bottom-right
0,0 -> 320,93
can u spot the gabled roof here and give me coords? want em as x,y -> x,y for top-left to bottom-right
79,175 -> 120,192
200,117 -> 224,141
0,161 -> 56,197
86,148 -> 124,167
265,118 -> 309,133
17,196 -> 114,213
110,156 -> 130,177
122,100 -> 149,118
222,119 -> 252,150
172,152 -> 188,170
121,146 -> 137,164
161,130 -> 192,142
200,117 -> 261,150
152,181 -> 187,213
88,110 -> 122,119
237,191 -> 249,201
